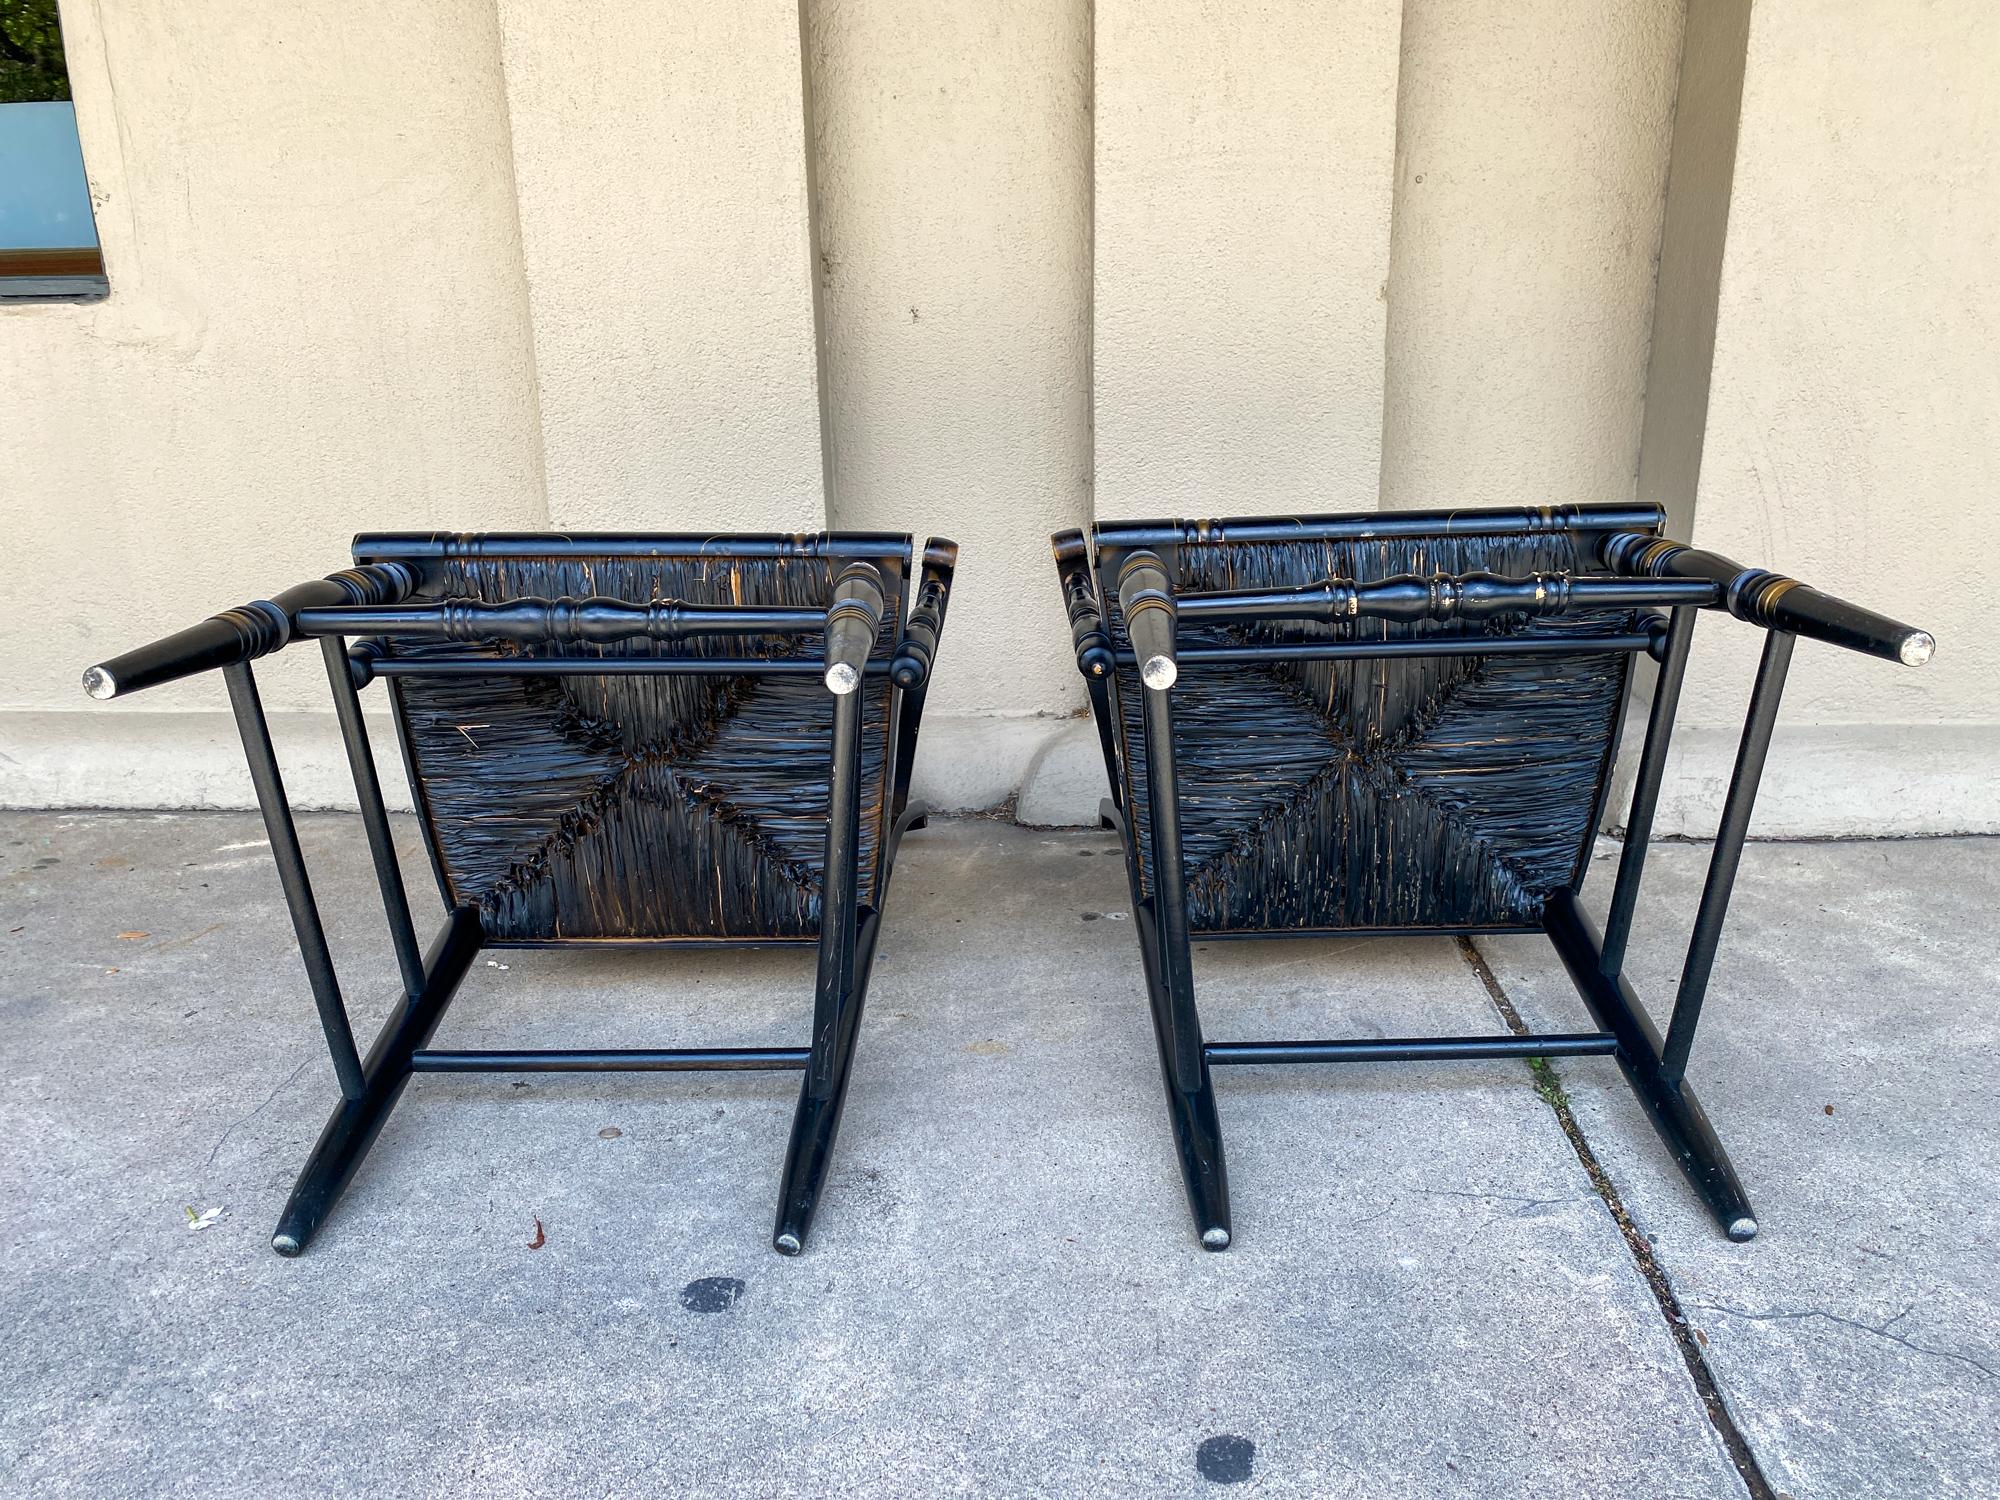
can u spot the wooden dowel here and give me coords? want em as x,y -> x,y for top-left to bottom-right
1600,533 -> 1933,666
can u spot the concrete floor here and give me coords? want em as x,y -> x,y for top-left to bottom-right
0,813 -> 1992,1498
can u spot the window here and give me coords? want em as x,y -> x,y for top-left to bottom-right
1,0 -> 105,300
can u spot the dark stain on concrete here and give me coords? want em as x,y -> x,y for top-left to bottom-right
1196,1434 -> 1254,1484
680,1276 -> 747,1314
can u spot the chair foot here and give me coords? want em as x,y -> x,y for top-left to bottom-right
271,1076 -> 413,1255
1165,1075 -> 1233,1251
1120,863 -> 1229,1249
1625,1064 -> 1760,1241
1544,892 -> 1758,1242
1138,913 -> 1232,1248
771,910 -> 883,1256
269,908 -> 480,1257
772,1083 -> 844,1256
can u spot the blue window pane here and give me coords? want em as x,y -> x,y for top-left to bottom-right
0,101 -> 99,250
0,99 -> 103,297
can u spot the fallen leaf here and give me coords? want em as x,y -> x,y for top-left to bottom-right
527,1216 -> 546,1250
118,931 -> 149,942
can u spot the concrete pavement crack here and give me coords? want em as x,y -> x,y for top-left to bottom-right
204,1059 -> 311,1170
1411,1186 -> 1579,1211
1690,1300 -> 1997,1383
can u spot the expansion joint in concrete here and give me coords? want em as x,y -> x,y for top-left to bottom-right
1454,936 -> 1778,1500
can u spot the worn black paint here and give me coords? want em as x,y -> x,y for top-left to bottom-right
1052,503 -> 1928,1252
88,530 -> 956,1260
1602,530 -> 1931,665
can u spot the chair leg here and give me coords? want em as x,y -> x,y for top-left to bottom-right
1107,801 -> 1232,1250
773,682 -> 875,1256
886,801 -> 931,868
271,907 -> 483,1255
772,909 -> 882,1254
1134,903 -> 1232,1249
1544,891 -> 1758,1240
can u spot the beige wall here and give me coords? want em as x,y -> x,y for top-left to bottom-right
1,0 -> 546,729
809,0 -> 1091,721
496,0 -> 827,532
1656,0 -> 2000,835
2,0 -> 1993,834
1094,0 -> 1402,520
1635,0 -> 1752,545
1380,0 -> 1683,513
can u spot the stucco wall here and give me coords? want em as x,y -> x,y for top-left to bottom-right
1658,0 -> 2000,834
808,0 -> 1091,724
496,0 -> 827,533
2,0 -> 1993,835
1379,0 -> 1683,513
0,0 -> 546,731
1635,0 -> 1752,546
1093,0 -> 1402,520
